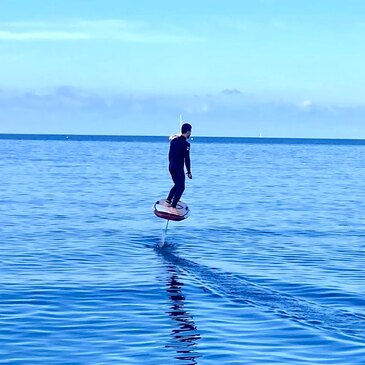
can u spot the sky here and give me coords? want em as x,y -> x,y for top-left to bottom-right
1,0 -> 365,138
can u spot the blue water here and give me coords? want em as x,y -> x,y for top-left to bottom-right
1,135 -> 365,364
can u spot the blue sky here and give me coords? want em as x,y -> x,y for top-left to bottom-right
1,0 -> 365,137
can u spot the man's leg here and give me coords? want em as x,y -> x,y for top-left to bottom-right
166,186 -> 176,205
171,171 -> 185,208
166,168 -> 178,205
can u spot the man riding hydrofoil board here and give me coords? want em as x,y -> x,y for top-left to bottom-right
164,123 -> 193,215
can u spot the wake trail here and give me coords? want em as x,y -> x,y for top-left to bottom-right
156,243 -> 365,340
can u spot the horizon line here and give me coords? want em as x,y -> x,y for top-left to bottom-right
1,133 -> 365,142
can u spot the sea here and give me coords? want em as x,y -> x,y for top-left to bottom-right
1,134 -> 365,365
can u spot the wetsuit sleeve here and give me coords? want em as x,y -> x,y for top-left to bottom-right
185,142 -> 191,174
168,138 -> 176,163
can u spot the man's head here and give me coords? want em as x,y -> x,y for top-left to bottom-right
181,123 -> 192,138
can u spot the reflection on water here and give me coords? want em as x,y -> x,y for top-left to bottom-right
165,265 -> 201,364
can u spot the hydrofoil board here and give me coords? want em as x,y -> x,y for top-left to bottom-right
153,199 -> 190,221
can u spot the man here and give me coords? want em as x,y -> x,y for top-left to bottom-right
165,123 -> 192,215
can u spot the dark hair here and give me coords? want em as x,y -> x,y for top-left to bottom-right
181,123 -> 192,134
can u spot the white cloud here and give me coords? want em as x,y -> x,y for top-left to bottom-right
0,20 -> 201,43
0,30 -> 91,41
299,99 -> 313,110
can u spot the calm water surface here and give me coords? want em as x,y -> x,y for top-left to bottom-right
1,137 -> 365,364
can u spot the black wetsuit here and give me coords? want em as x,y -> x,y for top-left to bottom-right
166,135 -> 191,208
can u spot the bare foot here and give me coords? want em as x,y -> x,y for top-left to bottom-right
163,201 -> 171,207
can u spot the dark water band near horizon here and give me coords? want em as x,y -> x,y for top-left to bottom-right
2,133 -> 365,145
1,135 -> 365,364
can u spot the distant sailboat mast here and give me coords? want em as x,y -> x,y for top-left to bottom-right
169,114 -> 183,140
